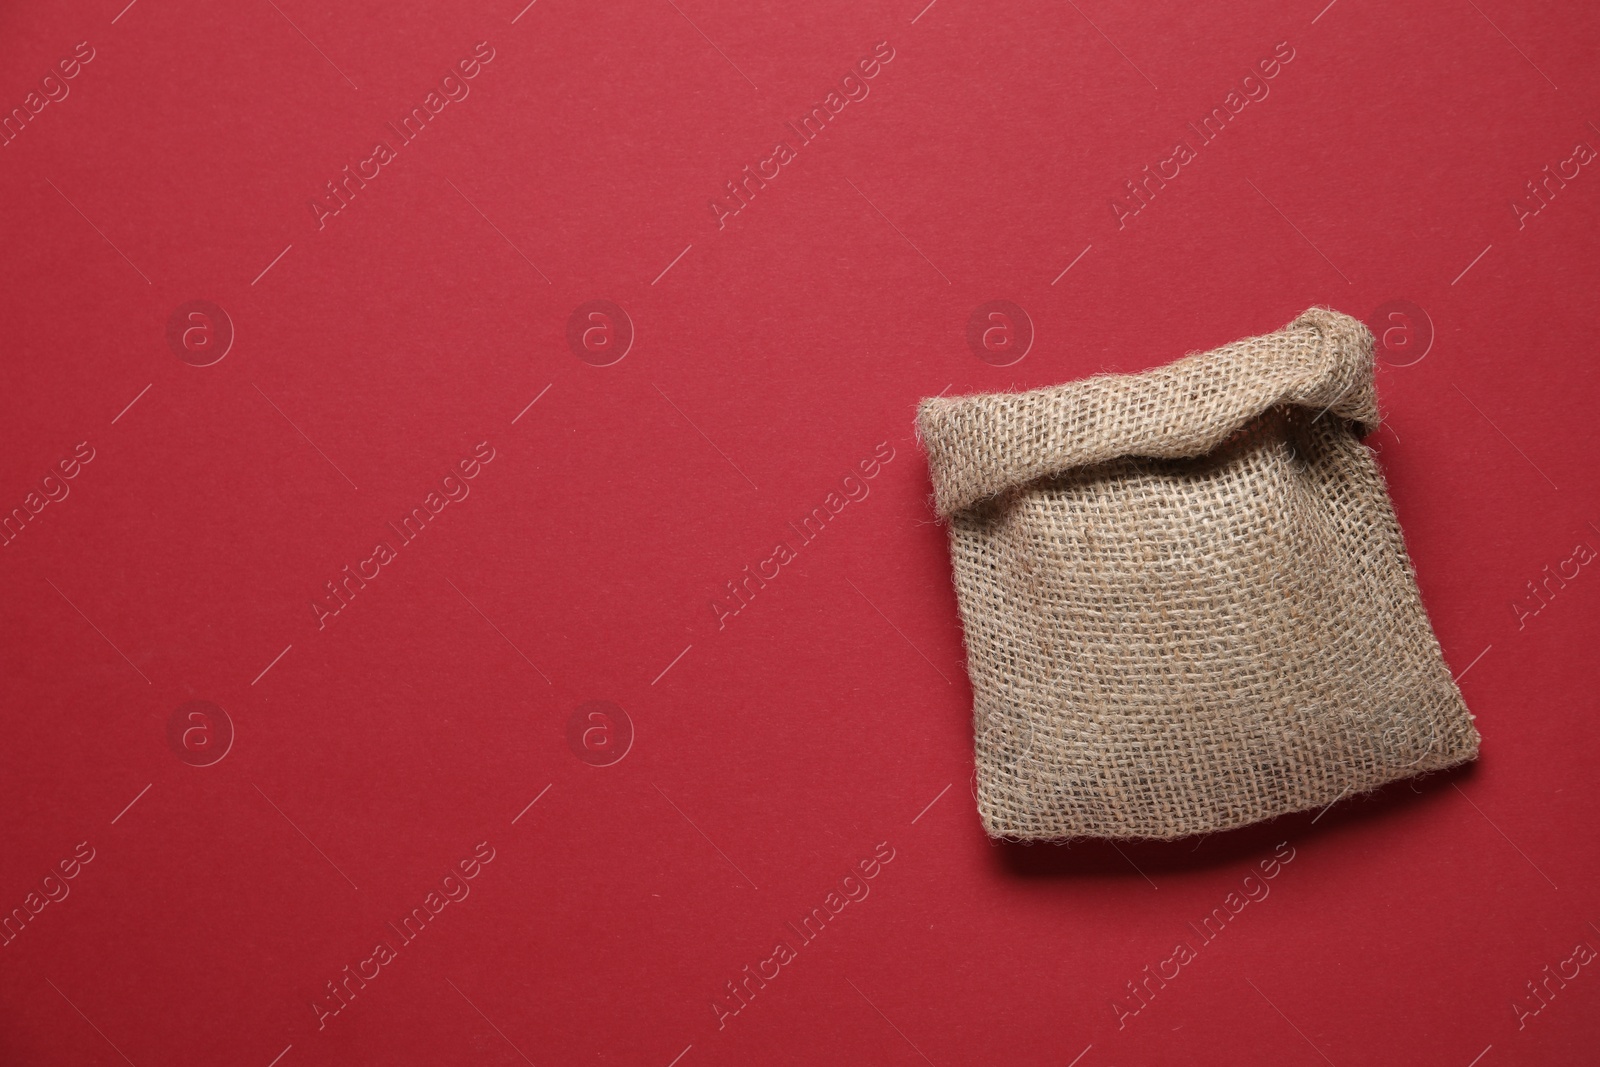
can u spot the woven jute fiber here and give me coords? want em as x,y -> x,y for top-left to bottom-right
917,308 -> 1479,841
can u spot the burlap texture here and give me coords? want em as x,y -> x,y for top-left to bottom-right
917,308 -> 1479,841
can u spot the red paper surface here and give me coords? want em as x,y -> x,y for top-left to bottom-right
2,1 -> 1597,1064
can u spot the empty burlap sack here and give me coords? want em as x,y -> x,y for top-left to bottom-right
918,308 -> 1478,841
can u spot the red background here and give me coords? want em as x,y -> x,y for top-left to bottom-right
2,0 -> 1598,1064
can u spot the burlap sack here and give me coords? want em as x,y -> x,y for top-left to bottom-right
917,308 -> 1479,841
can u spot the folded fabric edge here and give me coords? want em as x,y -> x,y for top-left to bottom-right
916,307 -> 1380,519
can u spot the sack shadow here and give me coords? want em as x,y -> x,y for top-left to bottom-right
989,759 -> 1477,879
